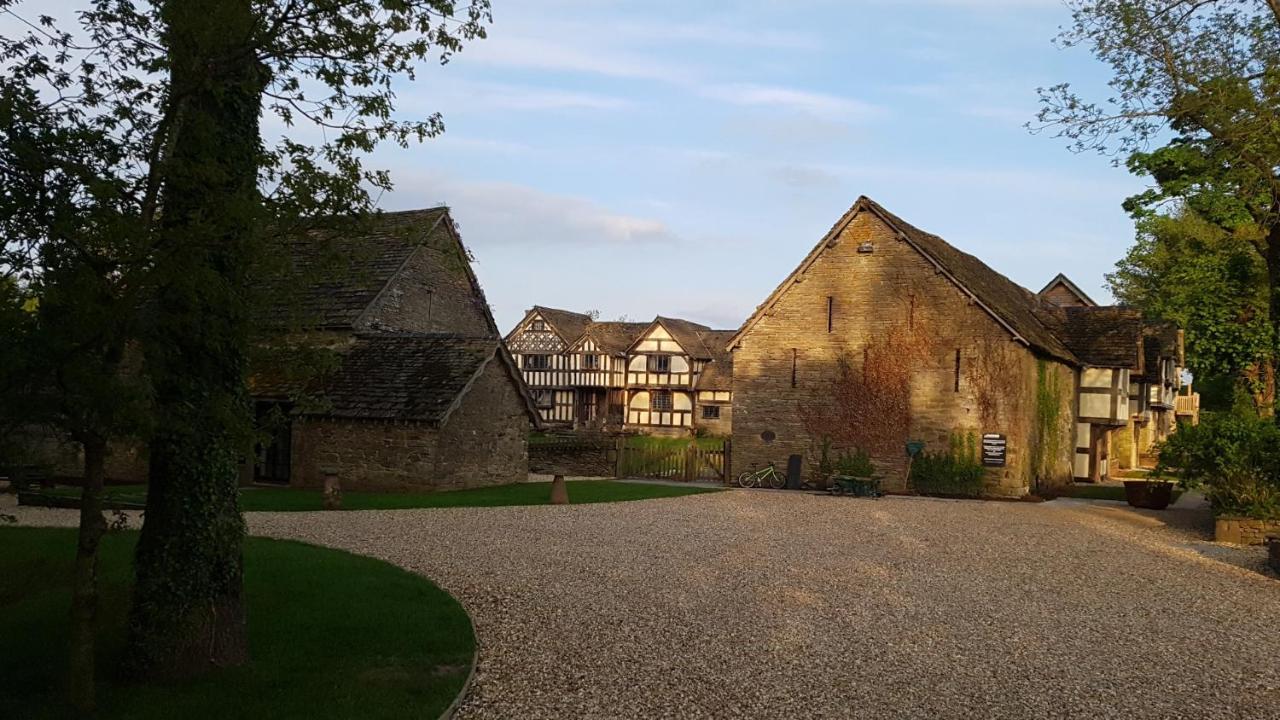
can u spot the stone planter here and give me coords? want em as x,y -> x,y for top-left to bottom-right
1123,480 -> 1174,510
1268,536 -> 1280,574
1214,517 -> 1280,545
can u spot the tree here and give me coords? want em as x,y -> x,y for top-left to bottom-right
1,0 -> 491,682
1037,0 -> 1280,422
1107,210 -> 1274,412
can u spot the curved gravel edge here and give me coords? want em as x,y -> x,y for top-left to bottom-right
438,601 -> 480,720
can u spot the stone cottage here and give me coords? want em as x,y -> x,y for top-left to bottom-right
728,196 -> 1189,495
250,207 -> 541,491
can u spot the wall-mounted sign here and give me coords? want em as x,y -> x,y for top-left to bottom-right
981,433 -> 1007,467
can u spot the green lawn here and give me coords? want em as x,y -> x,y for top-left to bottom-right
1062,483 -> 1183,503
32,479 -> 719,512
0,527 -> 473,720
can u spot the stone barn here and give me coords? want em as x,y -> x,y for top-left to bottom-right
249,207 -> 542,491
728,196 -> 1186,496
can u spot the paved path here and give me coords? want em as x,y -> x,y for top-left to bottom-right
9,492 -> 1279,718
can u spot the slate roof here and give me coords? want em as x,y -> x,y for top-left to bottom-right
262,207 -> 453,330
531,306 -> 595,345
696,330 -> 737,391
1038,273 -> 1098,307
730,196 -> 1130,366
1057,306 -> 1144,368
299,333 -> 537,424
580,321 -> 650,355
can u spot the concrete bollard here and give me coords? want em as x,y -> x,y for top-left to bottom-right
550,474 -> 569,505
321,467 -> 342,511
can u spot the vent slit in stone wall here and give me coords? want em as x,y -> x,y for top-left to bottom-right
954,348 -> 961,392
791,348 -> 798,388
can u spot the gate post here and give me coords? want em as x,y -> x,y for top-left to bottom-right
723,439 -> 732,486
613,436 -> 625,479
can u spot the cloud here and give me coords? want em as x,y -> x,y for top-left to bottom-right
460,33 -> 691,83
389,171 -> 681,247
766,164 -> 844,189
702,83 -> 884,121
450,82 -> 633,112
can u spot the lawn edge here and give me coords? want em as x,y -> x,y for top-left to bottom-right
437,600 -> 480,720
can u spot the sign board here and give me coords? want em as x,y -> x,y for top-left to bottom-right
981,433 -> 1007,467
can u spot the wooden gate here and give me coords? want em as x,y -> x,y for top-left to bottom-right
616,440 -> 729,482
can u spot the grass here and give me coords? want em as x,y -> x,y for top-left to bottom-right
0,527 -> 474,720
1062,483 -> 1183,503
528,432 -> 724,450
32,479 -> 720,512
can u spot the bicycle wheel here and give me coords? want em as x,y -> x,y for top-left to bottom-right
737,470 -> 758,488
767,469 -> 785,489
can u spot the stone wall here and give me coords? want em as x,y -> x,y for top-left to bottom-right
529,440 -> 617,477
696,404 -> 733,438
293,358 -> 530,491
730,211 -> 1076,496
434,357 -> 530,488
293,418 -> 439,492
10,428 -> 147,484
360,242 -> 493,335
1214,517 -> 1280,546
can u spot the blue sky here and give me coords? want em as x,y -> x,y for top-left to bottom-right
373,0 -> 1144,331
14,1 -> 1145,332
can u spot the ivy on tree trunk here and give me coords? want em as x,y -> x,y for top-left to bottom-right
127,0 -> 265,678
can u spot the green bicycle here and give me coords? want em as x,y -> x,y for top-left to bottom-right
736,463 -> 786,489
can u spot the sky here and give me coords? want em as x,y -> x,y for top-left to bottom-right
12,0 -> 1148,333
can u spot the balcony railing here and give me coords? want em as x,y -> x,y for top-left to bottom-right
1175,393 -> 1200,418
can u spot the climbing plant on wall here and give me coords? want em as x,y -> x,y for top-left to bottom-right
1033,360 -> 1066,481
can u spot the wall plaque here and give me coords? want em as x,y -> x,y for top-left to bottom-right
981,433 -> 1007,467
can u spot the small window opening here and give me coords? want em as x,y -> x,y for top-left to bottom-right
826,296 -> 834,333
953,348 -> 961,392
791,349 -> 798,388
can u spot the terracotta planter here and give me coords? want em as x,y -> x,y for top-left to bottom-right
1123,480 -> 1174,510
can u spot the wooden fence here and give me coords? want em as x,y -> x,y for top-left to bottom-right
616,440 -> 729,482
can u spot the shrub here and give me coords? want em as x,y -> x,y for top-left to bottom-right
910,432 -> 986,497
1155,414 -> 1280,520
812,437 -> 876,479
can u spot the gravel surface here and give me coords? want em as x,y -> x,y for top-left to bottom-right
8,490 -> 1279,718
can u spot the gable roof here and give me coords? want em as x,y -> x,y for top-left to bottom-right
695,330 -> 736,391
729,196 -> 1078,364
259,207 -> 500,337
508,306 -> 595,346
575,321 -> 650,355
1038,273 -> 1098,307
1057,306 -> 1144,368
299,332 -> 540,426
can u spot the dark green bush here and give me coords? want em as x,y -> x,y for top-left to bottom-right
910,432 -> 986,497
1156,414 -> 1280,519
812,437 -> 876,479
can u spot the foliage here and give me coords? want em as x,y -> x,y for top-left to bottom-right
0,527 -> 475,720
1155,413 -> 1280,519
812,437 -> 877,479
1032,360 -> 1066,481
1038,0 -> 1280,421
798,313 -> 935,469
1108,210 -> 1273,411
910,432 -> 986,498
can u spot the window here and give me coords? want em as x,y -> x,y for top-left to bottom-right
648,355 -> 672,373
791,348 -> 798,388
583,354 -> 601,370
524,354 -> 550,370
651,390 -> 673,411
532,390 -> 554,409
702,405 -> 721,420
826,296 -> 834,333
530,319 -> 547,332
953,348 -> 961,392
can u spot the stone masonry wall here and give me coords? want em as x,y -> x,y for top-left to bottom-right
1214,517 -> 1280,546
360,243 -> 493,335
731,211 -> 1076,496
697,404 -> 733,438
434,358 -> 531,488
293,418 -> 440,492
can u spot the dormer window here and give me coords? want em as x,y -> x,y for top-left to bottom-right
583,354 -> 601,370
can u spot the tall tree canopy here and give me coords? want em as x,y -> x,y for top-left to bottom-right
1,0 -> 491,693
1038,0 -> 1280,418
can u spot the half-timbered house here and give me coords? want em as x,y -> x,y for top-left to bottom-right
728,196 -> 1193,495
506,309 -> 734,435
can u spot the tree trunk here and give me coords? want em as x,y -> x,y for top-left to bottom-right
127,0 -> 264,679
1267,216 -> 1280,424
69,435 -> 108,714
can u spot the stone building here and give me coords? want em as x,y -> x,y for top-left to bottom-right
250,207 -> 541,491
506,308 -> 734,436
728,196 -> 1191,495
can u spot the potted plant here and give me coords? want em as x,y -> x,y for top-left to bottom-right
1122,476 -> 1175,509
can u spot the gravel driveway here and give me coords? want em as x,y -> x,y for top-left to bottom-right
9,490 -> 1279,718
